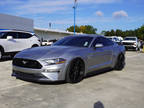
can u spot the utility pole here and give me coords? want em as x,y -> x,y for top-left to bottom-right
73,0 -> 77,35
49,22 -> 52,29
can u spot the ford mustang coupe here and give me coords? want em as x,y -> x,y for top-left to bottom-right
12,35 -> 125,83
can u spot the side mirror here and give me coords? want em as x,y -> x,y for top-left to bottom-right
95,43 -> 103,48
7,36 -> 13,40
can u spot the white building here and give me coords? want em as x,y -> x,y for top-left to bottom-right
0,13 -> 33,32
34,28 -> 75,41
0,13 -> 82,41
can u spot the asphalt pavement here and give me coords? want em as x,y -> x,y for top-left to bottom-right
0,51 -> 144,108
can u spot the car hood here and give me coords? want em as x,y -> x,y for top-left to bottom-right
122,40 -> 136,43
15,46 -> 85,60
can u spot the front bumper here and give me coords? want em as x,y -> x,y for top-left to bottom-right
124,45 -> 136,49
12,64 -> 66,82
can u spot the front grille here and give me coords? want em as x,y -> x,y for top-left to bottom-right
123,42 -> 134,45
14,71 -> 44,79
13,58 -> 42,69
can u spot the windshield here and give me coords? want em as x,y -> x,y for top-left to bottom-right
124,37 -> 136,41
108,38 -> 112,41
53,36 -> 93,47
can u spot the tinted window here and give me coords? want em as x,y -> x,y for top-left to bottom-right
105,38 -> 114,46
0,32 -> 18,39
124,37 -> 136,41
0,32 -> 7,39
92,37 -> 114,47
49,39 -> 57,43
18,33 -> 32,39
108,38 -> 112,41
53,36 -> 93,47
7,32 -> 18,38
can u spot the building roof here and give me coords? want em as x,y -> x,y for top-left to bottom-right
34,27 -> 82,35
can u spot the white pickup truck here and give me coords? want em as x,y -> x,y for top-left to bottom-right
122,37 -> 140,51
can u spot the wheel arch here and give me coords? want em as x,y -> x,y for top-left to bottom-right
119,52 -> 125,58
0,45 -> 4,53
116,52 -> 125,62
65,57 -> 86,79
65,57 -> 86,83
114,52 -> 125,70
112,51 -> 125,68
31,44 -> 39,48
70,57 -> 85,69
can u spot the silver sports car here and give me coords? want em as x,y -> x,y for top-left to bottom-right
12,35 -> 125,83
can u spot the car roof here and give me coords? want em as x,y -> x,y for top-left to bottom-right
0,29 -> 34,34
68,35 -> 105,38
107,36 -> 118,38
125,36 -> 137,38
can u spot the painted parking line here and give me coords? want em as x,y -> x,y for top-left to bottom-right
0,83 -> 30,91
127,53 -> 142,58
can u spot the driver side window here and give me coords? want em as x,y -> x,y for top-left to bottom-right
7,32 -> 18,39
92,37 -> 114,47
91,37 -> 104,47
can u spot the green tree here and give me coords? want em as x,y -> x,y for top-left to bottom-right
66,25 -> 80,33
81,25 -> 97,34
66,25 -> 97,34
137,25 -> 144,40
103,25 -> 144,40
101,30 -> 106,35
115,29 -> 123,36
105,31 -> 111,36
110,29 -> 115,36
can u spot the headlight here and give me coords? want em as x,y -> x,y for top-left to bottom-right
134,42 -> 137,46
42,58 -> 66,65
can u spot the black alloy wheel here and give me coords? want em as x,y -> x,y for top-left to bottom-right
114,54 -> 125,70
66,59 -> 85,83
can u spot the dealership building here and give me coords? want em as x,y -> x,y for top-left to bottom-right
34,28 -> 74,40
0,13 -> 79,41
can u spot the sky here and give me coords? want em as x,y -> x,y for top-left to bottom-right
0,0 -> 144,33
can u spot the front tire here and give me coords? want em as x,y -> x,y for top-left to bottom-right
66,59 -> 85,83
114,54 -> 125,70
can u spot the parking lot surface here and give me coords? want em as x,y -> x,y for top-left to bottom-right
0,51 -> 144,108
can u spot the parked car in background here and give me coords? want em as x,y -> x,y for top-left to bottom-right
122,37 -> 140,51
107,36 -> 122,45
42,39 -> 57,46
0,30 -> 40,60
41,40 -> 49,46
12,35 -> 125,83
117,36 -> 123,41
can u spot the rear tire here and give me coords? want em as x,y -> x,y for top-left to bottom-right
114,54 -> 125,70
66,59 -> 85,83
0,49 -> 3,60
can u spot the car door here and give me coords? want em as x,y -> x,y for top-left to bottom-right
101,37 -> 114,66
87,37 -> 105,72
87,37 -> 113,72
5,32 -> 20,52
17,32 -> 33,51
